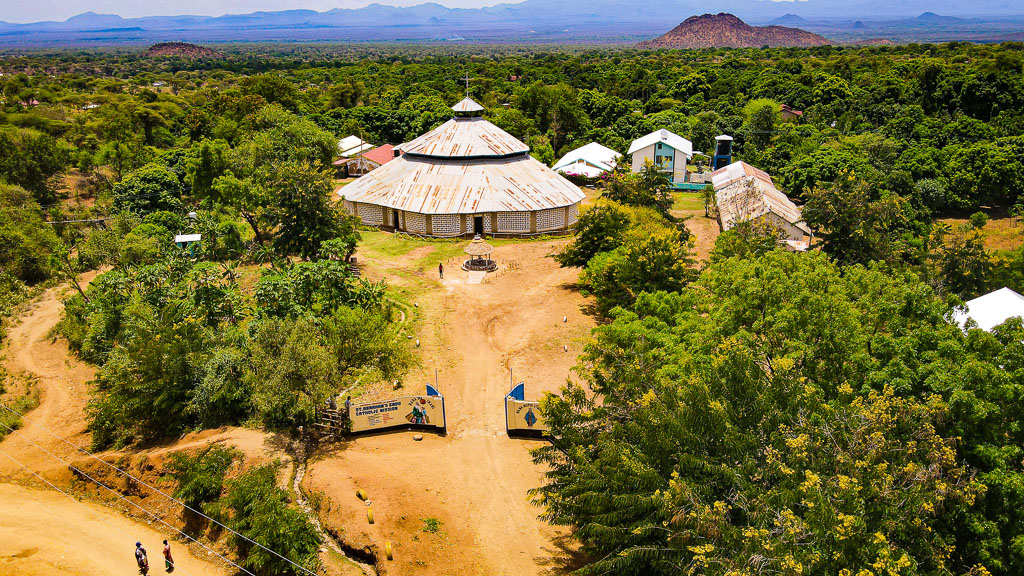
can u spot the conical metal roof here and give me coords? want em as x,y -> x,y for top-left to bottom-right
452,97 -> 485,114
400,117 -> 530,159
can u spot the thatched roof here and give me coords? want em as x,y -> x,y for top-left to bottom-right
464,235 -> 495,257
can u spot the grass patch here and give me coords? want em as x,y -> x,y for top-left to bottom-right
0,380 -> 40,441
421,516 -> 443,534
938,216 -> 1024,252
672,192 -> 706,213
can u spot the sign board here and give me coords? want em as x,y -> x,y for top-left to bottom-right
349,389 -> 446,434
505,382 -> 548,437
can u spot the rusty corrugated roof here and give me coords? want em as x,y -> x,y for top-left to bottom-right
401,117 -> 530,159
713,161 -> 811,235
337,154 -> 584,214
452,97 -> 485,113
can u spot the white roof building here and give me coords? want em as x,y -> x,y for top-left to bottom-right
712,161 -> 812,250
553,142 -> 620,178
628,129 -> 693,157
339,98 -> 584,237
628,129 -> 693,184
954,287 -> 1024,332
338,135 -> 373,158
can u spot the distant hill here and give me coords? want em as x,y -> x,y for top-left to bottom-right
143,42 -> 221,58
639,13 -> 831,49
770,14 -> 809,26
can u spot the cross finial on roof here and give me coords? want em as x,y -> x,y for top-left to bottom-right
463,72 -> 471,98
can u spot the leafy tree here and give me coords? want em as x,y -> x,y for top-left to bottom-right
802,174 -> 911,265
0,127 -> 70,202
555,203 -> 631,268
936,228 -> 993,299
603,162 -> 673,215
534,252 -> 984,576
580,229 -> 696,315
709,219 -> 785,263
0,183 -> 58,284
113,163 -> 183,215
743,98 -> 780,149
267,162 -> 344,260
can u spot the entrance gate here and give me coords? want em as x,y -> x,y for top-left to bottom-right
504,382 -> 548,437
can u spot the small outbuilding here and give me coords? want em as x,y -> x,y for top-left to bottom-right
780,104 -> 804,122
628,129 -> 693,185
954,287 -> 1024,332
553,142 -> 620,179
712,161 -> 812,251
463,235 -> 497,272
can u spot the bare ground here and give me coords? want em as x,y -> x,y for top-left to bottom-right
305,237 -> 593,575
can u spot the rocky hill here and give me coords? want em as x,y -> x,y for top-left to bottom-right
639,13 -> 831,49
143,42 -> 221,59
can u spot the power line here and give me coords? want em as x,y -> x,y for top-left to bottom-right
0,401 -> 321,576
0,418 -> 257,576
0,447 -> 201,576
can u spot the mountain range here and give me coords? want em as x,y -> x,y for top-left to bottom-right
0,0 -> 1022,46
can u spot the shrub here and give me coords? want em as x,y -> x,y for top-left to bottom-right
167,445 -> 240,508
970,211 -> 990,229
223,462 -> 322,576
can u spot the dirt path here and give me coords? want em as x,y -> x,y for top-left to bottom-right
0,483 -> 227,576
307,239 -> 591,575
0,274 -> 99,476
0,276 -> 230,576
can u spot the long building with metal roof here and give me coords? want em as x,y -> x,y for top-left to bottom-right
338,98 -> 585,237
712,160 -> 813,251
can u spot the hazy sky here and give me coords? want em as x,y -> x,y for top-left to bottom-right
2,0 -> 509,23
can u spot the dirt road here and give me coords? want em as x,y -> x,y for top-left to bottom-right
0,277 -> 229,576
0,483 -> 227,576
306,239 -> 591,575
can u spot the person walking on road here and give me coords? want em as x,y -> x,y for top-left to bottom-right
438,262 -> 444,279
162,539 -> 175,572
135,542 -> 149,574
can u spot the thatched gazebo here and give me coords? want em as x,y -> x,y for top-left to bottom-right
463,235 -> 498,272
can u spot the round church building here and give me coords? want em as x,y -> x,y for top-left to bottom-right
338,98 -> 585,237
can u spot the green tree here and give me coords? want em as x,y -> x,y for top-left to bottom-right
534,252 -> 983,576
113,163 -> 183,215
267,162 -> 344,260
222,463 -> 321,576
0,183 -> 58,284
580,229 -> 696,315
555,203 -> 631,268
603,162 -> 673,215
168,446 -> 240,508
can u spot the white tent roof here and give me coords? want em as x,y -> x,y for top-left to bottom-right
628,129 -> 693,157
553,142 -> 620,175
954,287 -> 1024,332
339,135 -> 372,157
